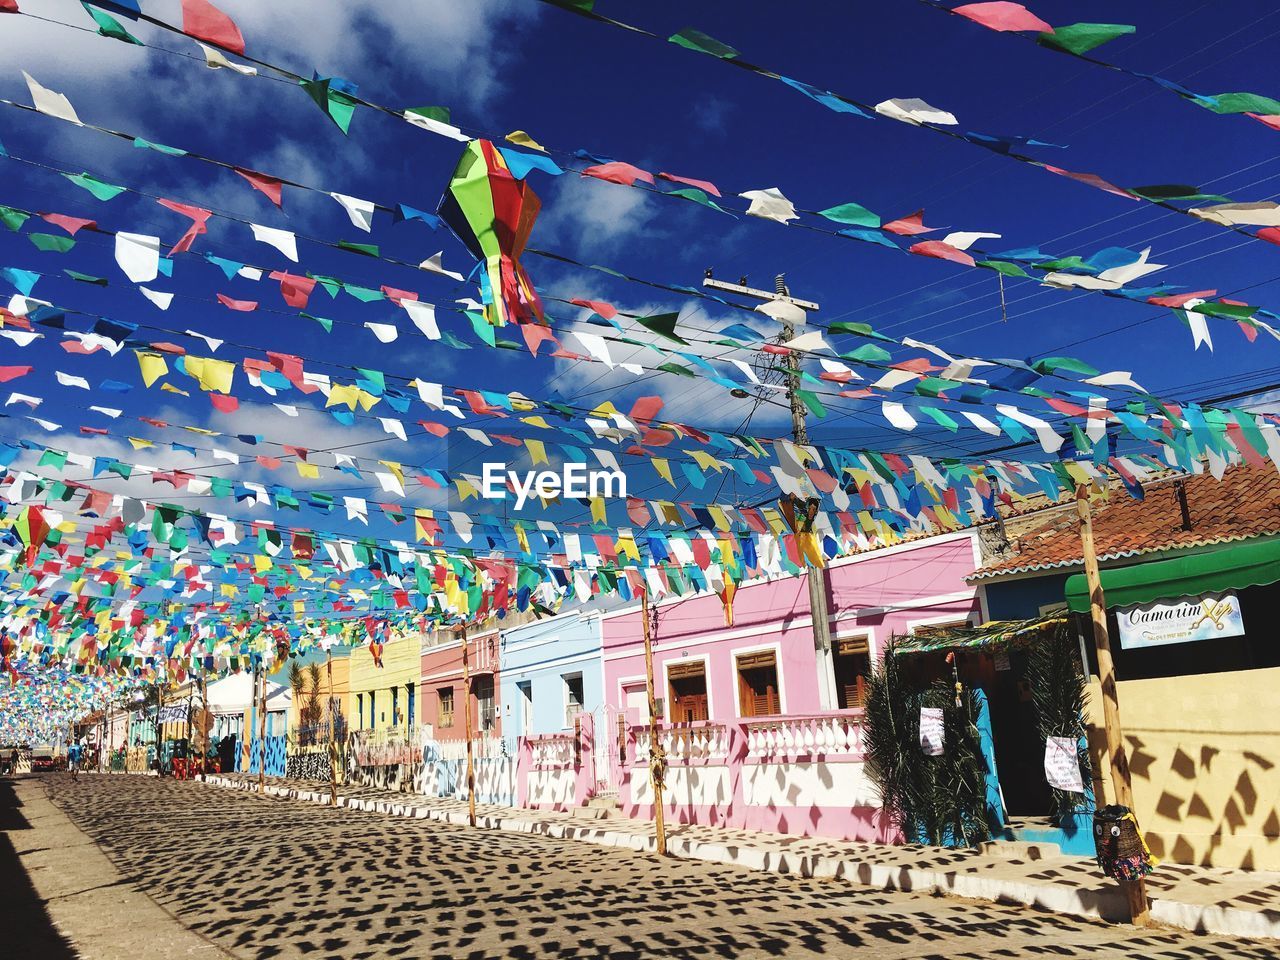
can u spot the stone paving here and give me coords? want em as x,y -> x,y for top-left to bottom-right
211,770 -> 1280,939
16,772 -> 1280,959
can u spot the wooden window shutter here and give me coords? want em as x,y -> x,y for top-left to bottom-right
668,660 -> 705,680
736,651 -> 776,671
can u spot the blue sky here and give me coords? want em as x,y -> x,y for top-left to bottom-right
2,0 -> 1280,554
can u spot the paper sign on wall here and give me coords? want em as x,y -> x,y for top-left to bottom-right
1044,736 -> 1084,793
920,707 -> 945,756
1117,591 -> 1244,650
993,648 -> 1011,671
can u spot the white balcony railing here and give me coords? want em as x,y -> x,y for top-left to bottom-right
744,712 -> 865,761
633,722 -> 730,764
529,734 -> 577,769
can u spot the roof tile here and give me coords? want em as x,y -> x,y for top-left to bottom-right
970,465 -> 1280,580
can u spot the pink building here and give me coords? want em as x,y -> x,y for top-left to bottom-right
602,530 -> 985,841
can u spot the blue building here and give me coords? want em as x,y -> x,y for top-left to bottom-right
498,608 -> 605,754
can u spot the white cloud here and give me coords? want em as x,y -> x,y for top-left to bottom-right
540,176 -> 662,256
0,0 -> 537,110
540,296 -> 791,431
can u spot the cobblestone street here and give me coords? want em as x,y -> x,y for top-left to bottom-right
3,774 -> 1275,959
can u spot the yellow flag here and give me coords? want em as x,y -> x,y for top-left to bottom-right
327,383 -> 360,410
184,355 -> 234,393
653,458 -> 675,485
691,451 -> 726,473
254,554 -> 272,573
295,461 -> 320,480
617,531 -> 640,561
136,351 -> 168,387
128,437 -> 153,450
506,130 -> 546,151
520,415 -> 551,429
524,439 -> 548,465
159,384 -> 190,396
589,496 -> 607,525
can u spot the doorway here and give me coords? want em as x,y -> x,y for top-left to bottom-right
668,661 -> 708,723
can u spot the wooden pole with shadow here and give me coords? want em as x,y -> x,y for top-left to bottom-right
1076,484 -> 1149,926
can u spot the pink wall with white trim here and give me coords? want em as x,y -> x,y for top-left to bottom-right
602,533 -> 983,724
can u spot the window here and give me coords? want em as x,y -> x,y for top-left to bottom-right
737,651 -> 781,717
437,687 -> 454,728
668,661 -> 709,723
623,681 -> 649,724
267,711 -> 286,737
392,687 -> 401,728
369,691 -> 377,729
475,675 -> 496,732
563,672 -> 585,727
406,683 -> 416,729
356,694 -> 364,730
833,637 -> 872,709
518,681 -> 533,736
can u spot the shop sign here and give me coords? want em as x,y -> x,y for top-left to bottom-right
1117,591 -> 1244,650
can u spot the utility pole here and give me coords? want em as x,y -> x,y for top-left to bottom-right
459,624 -> 477,827
186,678 -> 195,776
326,650 -> 338,806
98,693 -> 106,774
257,665 -> 268,794
703,271 -> 837,709
1076,484 -> 1149,926
640,587 -> 667,856
154,681 -> 165,777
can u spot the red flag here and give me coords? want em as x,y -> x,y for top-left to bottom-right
181,0 -> 245,56
581,162 -> 654,186
0,366 -> 32,382
908,240 -> 976,268
269,271 -> 316,309
40,213 -> 96,236
656,172 -> 721,197
216,293 -> 258,311
157,198 -> 213,255
883,210 -> 936,236
953,2 -> 1052,33
234,168 -> 283,207
209,394 -> 239,413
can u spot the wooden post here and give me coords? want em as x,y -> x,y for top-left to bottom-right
257,666 -> 268,794
460,624 -> 477,827
98,695 -> 106,774
327,650 -> 338,806
640,588 -> 667,856
154,682 -> 164,777
185,680 -> 195,777
1076,485 -> 1149,926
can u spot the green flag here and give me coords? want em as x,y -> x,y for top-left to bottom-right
669,28 -> 739,59
1037,23 -> 1135,57
64,172 -> 127,201
82,2 -> 142,44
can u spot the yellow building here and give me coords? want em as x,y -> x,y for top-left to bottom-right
288,654 -> 354,733
349,630 -> 422,734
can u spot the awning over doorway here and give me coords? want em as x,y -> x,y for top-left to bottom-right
892,616 -> 1067,656
1064,537 -> 1280,613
